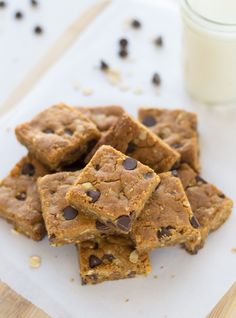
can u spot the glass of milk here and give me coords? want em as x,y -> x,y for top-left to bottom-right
181,0 -> 236,104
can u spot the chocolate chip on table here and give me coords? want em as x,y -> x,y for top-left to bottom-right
16,192 -> 27,201
100,60 -> 109,71
86,189 -> 101,203
157,226 -> 173,239
89,255 -> 102,268
126,142 -> 136,153
144,172 -> 154,179
152,73 -> 161,86
95,220 -> 109,230
0,1 -> 6,8
34,25 -> 43,35
123,157 -> 137,170
171,169 -> 178,177
119,49 -> 128,58
43,128 -> 54,134
63,206 -> 78,220
116,215 -> 131,232
190,216 -> 200,229
15,11 -> 23,20
21,163 -> 35,176
31,0 -> 38,7
131,19 -> 141,29
119,38 -> 128,48
195,175 -> 207,184
154,36 -> 163,47
142,116 -> 157,127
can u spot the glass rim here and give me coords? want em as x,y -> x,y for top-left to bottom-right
184,0 -> 236,27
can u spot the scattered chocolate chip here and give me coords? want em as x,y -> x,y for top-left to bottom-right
119,49 -> 128,58
102,254 -> 115,262
94,164 -> 100,171
15,11 -> 23,19
119,38 -> 128,48
116,215 -> 131,232
86,189 -> 101,203
34,25 -> 43,35
154,36 -> 163,47
126,142 -> 136,153
63,206 -> 78,220
0,1 -> 6,8
195,175 -> 207,184
142,116 -> 157,127
157,226 -> 173,239
123,157 -> 137,170
171,169 -> 178,177
31,0 -> 38,7
171,143 -> 182,149
16,192 -> 27,201
95,220 -> 109,231
218,193 -> 226,199
21,163 -> 35,176
152,73 -> 161,86
190,216 -> 200,229
64,128 -> 73,136
144,172 -> 154,179
43,128 -> 54,134
131,19 -> 141,29
100,60 -> 109,71
89,255 -> 102,268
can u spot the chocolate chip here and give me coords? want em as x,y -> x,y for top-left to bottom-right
31,0 -> 38,7
21,163 -> 35,176
123,158 -> 137,170
131,19 -> 141,29
126,142 -> 136,153
89,255 -> 102,268
100,60 -> 109,71
16,192 -> 27,201
34,25 -> 43,35
94,164 -> 100,171
49,233 -> 56,242
15,11 -> 23,19
144,172 -> 154,179
119,38 -> 128,48
171,143 -> 182,149
218,193 -> 226,199
142,116 -> 157,127
95,220 -> 109,231
102,254 -> 115,262
195,175 -> 207,184
0,1 -> 6,8
171,169 -> 178,177
63,206 -> 78,220
119,49 -> 128,58
43,128 -> 54,134
190,216 -> 200,229
157,226 -> 173,239
154,36 -> 163,47
64,128 -> 73,136
116,215 -> 131,232
152,73 -> 161,86
86,190 -> 101,203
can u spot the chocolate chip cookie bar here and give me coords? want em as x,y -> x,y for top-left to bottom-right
86,113 -> 180,172
0,155 -> 49,240
77,105 -> 124,132
38,171 -> 113,246
78,236 -> 151,285
66,145 -> 160,234
131,172 -> 200,253
15,104 -> 100,170
139,108 -> 200,171
176,164 -> 233,254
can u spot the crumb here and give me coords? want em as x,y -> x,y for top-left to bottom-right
70,277 -> 75,282
73,81 -> 80,91
153,275 -> 158,279
82,88 -> 94,96
11,228 -> 19,236
133,87 -> 143,95
125,298 -> 129,302
29,255 -> 41,268
231,248 -> 236,253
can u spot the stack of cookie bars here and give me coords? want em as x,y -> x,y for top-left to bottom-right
0,104 -> 233,285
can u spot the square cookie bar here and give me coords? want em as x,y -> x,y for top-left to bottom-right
77,105 -> 124,132
176,164 -> 233,254
78,236 -> 151,285
15,104 -> 100,170
138,108 -> 200,171
131,172 -> 200,253
85,113 -> 180,173
38,171 -> 113,246
0,155 -> 49,240
66,145 -> 160,234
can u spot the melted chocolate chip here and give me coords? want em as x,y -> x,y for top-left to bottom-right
171,143 -> 182,149
86,190 -> 101,203
89,255 -> 102,268
64,128 -> 73,136
142,116 -> 157,127
95,220 -> 109,231
94,164 -> 100,171
102,254 -> 115,262
171,169 -> 178,177
21,163 -> 35,176
190,216 -> 200,229
195,175 -> 207,184
157,226 -> 173,239
123,158 -> 137,170
143,172 -> 154,179
16,192 -> 27,201
119,38 -> 128,48
154,36 -> 163,47
126,142 -> 136,153
131,19 -> 141,29
100,60 -> 109,71
63,206 -> 78,220
218,193 -> 226,199
43,128 -> 54,134
152,73 -> 161,86
116,215 -> 131,232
